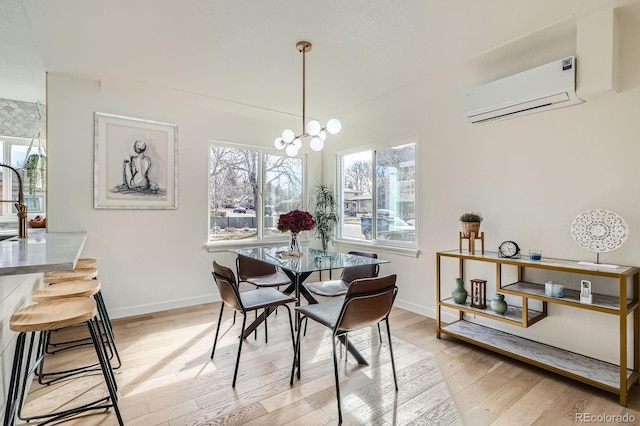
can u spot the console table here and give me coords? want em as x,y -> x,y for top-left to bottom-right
435,250 -> 639,406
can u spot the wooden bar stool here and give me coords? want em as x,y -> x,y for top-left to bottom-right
31,279 -> 119,385
43,262 -> 121,369
3,297 -> 123,426
75,257 -> 98,270
43,267 -> 98,284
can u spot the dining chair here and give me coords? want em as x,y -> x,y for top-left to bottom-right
303,251 -> 382,340
236,254 -> 292,340
291,274 -> 398,424
304,251 -> 379,297
211,261 -> 296,387
237,254 -> 292,289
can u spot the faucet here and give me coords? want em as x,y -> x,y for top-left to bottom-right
0,163 -> 28,238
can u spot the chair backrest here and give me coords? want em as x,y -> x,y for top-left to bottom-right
341,251 -> 379,284
236,255 -> 278,282
212,261 -> 243,312
336,274 -> 397,333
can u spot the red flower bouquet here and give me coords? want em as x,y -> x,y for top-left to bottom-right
277,209 -> 315,233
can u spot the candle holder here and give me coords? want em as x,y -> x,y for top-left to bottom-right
470,279 -> 487,309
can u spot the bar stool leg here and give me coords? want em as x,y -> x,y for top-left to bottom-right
3,332 -> 26,426
15,317 -> 124,426
87,318 -> 122,417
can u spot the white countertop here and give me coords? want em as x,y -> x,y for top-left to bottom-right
0,230 -> 87,276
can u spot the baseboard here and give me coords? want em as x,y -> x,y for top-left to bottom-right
109,294 -> 220,319
109,294 -> 450,323
393,298 -> 462,324
393,298 -> 435,319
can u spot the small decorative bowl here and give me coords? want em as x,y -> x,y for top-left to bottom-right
544,281 -> 564,298
28,219 -> 46,228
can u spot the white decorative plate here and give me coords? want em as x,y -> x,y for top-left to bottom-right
571,208 -> 629,253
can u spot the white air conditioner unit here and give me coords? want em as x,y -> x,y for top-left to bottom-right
464,56 -> 583,124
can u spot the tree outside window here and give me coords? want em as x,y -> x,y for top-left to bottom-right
209,143 -> 304,243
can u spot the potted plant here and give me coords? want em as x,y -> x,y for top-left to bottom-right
459,212 -> 483,238
312,184 -> 338,251
23,153 -> 46,195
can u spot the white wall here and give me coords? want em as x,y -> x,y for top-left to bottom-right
324,5 -> 640,363
46,74 -> 323,318
46,3 -> 640,365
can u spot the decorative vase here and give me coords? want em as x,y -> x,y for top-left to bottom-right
451,278 -> 468,304
289,231 -> 301,254
461,222 -> 481,238
491,293 -> 508,315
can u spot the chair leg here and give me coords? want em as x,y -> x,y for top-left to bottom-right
284,305 -> 295,352
233,311 -> 236,325
385,318 -> 398,391
232,313 -> 248,387
332,335 -> 343,424
290,314 -> 304,384
254,311 -> 258,340
264,308 -> 268,344
377,322 -> 382,343
211,303 -> 225,359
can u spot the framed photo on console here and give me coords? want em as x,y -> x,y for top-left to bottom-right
94,112 -> 178,209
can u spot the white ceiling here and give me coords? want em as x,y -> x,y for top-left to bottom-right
0,0 -> 634,119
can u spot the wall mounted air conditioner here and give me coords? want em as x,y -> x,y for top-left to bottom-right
464,56 -> 583,124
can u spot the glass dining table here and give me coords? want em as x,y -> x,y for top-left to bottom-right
228,245 -> 389,364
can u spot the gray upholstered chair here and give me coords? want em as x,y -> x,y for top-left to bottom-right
291,274 -> 398,424
211,261 -> 296,387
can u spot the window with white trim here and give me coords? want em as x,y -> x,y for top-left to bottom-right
0,135 -> 47,222
340,141 -> 416,246
208,142 -> 304,243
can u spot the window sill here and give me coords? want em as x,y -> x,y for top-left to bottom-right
335,239 -> 420,258
205,237 -> 310,253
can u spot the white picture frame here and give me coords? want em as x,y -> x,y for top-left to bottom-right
94,112 -> 177,209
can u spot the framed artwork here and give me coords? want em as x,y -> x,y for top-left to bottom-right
94,112 -> 177,209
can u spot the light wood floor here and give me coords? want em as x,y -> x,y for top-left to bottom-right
15,303 -> 640,425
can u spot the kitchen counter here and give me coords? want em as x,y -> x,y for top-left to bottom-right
0,230 -> 87,276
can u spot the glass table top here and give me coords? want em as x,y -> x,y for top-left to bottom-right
229,246 -> 389,274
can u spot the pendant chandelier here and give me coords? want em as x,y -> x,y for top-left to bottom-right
274,41 -> 341,157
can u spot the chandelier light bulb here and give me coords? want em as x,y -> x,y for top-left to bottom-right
282,129 -> 295,143
318,130 -> 327,141
285,144 -> 299,157
306,120 -> 321,136
293,138 -> 302,149
274,137 -> 285,150
326,118 -> 342,135
310,137 -> 324,152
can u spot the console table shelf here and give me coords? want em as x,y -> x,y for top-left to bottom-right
435,249 -> 639,406
441,320 -> 637,394
500,281 -> 635,313
440,297 -> 546,327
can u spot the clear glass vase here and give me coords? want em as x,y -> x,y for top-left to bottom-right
289,232 -> 301,254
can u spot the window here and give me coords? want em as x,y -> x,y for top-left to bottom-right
209,142 -> 304,243
340,141 -> 416,246
0,135 -> 47,221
